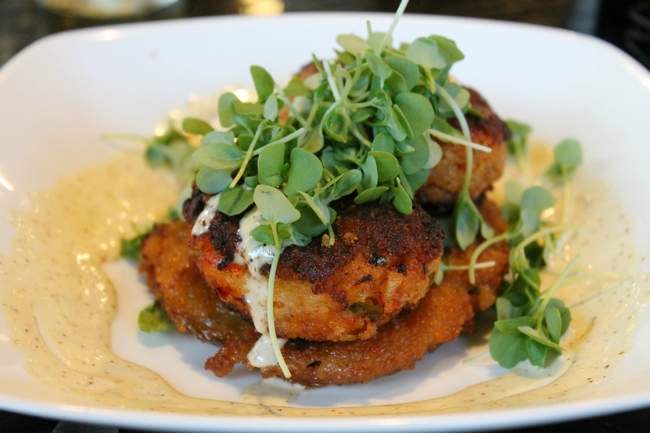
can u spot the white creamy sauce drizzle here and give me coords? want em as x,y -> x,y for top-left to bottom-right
190,192 -> 280,368
191,194 -> 221,236
233,208 -> 282,367
247,335 -> 287,368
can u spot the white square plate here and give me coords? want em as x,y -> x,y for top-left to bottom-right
0,13 -> 649,432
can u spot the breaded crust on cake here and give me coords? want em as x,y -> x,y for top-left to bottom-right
187,198 -> 444,342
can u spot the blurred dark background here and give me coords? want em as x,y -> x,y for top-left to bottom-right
0,0 -> 649,432
0,0 -> 649,68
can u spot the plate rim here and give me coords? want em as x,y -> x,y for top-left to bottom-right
1,12 -> 649,432
0,390 -> 649,432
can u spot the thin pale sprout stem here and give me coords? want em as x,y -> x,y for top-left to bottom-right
429,129 -> 492,153
278,90 -> 308,127
315,172 -> 345,197
305,100 -> 320,126
351,123 -> 373,147
230,123 -> 265,187
446,260 -> 496,272
252,128 -> 306,156
535,256 -> 578,328
511,225 -> 568,265
469,231 -> 512,284
323,61 -> 341,102
437,86 -> 474,190
378,0 -> 410,53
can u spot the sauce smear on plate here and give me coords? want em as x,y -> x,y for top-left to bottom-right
0,148 -> 648,415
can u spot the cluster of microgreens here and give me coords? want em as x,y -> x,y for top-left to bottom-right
484,126 -> 582,368
124,0 -> 584,374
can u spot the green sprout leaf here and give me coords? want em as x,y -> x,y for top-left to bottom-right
293,204 -> 327,238
284,77 -> 310,97
251,224 -> 274,245
263,94 -> 279,121
406,35 -> 463,71
302,128 -> 324,153
218,186 -> 254,216
331,169 -> 362,199
218,92 -> 238,127
299,192 -> 331,225
489,328 -> 528,369
354,186 -> 389,204
250,65 -> 275,102
405,168 -> 430,191
336,34 -> 368,55
192,140 -> 243,171
526,339 -> 549,367
517,326 -> 561,351
429,35 -> 465,67
370,151 -> 401,183
234,101 -> 264,116
257,141 -> 286,187
384,105 -> 409,142
385,56 -> 420,90
182,117 -> 214,135
437,83 -> 470,117
546,139 -> 583,184
367,30 -> 390,52
120,229 -> 151,261
285,148 -> 323,195
360,154 -> 379,189
372,131 -> 396,153
365,50 -> 393,82
399,135 -> 429,175
545,306 -> 563,343
519,186 -> 555,236
138,302 -> 175,333
392,180 -> 412,214
494,316 -> 535,334
506,119 -> 532,160
254,185 -> 301,224
406,37 -> 447,69
394,92 -> 435,137
195,167 -> 232,194
452,191 -> 482,250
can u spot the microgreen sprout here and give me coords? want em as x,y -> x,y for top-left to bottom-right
546,139 -> 582,185
505,119 -> 532,163
138,302 -> 175,333
428,128 -> 493,153
489,257 -> 576,368
546,139 -> 582,224
462,127 -> 582,369
120,229 -> 151,262
434,260 -> 496,286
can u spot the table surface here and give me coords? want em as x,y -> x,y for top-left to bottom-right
1,1 -> 649,432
